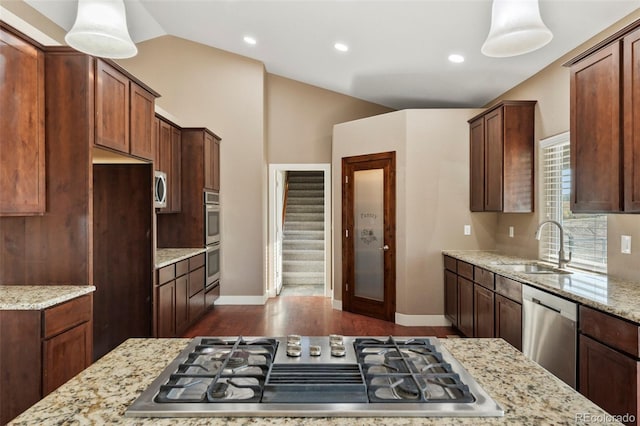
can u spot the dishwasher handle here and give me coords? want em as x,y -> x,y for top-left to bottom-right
531,297 -> 561,314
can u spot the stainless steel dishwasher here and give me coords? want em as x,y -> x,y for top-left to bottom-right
522,284 -> 578,388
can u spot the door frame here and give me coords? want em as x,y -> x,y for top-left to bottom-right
268,163 -> 331,298
342,151 -> 396,322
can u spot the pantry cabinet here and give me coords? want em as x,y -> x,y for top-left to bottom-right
468,100 -> 536,213
0,294 -> 93,425
0,23 -> 46,216
567,21 -> 640,213
95,61 -> 158,161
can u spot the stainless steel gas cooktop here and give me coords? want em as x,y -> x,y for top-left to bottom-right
125,335 -> 503,418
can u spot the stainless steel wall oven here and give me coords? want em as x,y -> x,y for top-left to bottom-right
204,190 -> 221,307
205,191 -> 220,246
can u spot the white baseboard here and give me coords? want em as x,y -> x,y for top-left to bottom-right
332,300 -> 342,311
216,295 -> 268,305
395,313 -> 451,327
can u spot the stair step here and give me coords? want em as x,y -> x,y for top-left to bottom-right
287,197 -> 324,205
286,189 -> 324,198
288,182 -> 324,190
282,240 -> 324,250
285,205 -> 324,214
282,250 -> 324,261
283,230 -> 324,240
285,221 -> 324,231
284,212 -> 324,222
282,272 -> 324,285
283,260 -> 324,273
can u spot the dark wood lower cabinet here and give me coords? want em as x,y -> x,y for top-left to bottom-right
495,294 -> 522,350
444,270 -> 458,327
457,277 -> 474,337
473,284 -> 495,338
155,254 -> 207,337
0,294 -> 92,425
580,335 -> 639,425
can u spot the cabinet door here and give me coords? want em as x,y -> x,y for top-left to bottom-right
0,26 -> 45,215
175,275 -> 189,335
469,117 -> 485,212
473,283 -> 494,338
189,290 -> 206,323
624,27 -> 640,212
213,138 -> 221,191
484,107 -> 504,211
570,42 -> 622,212
157,120 -> 173,213
444,270 -> 458,327
204,132 -> 215,190
457,277 -> 474,337
579,334 -> 638,423
170,126 -> 182,212
129,82 -> 155,161
495,294 -> 522,350
95,60 -> 130,153
43,321 -> 91,396
157,281 -> 175,337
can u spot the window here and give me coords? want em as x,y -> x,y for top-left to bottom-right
540,132 -> 607,272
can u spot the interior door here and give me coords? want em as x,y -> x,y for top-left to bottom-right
342,151 -> 396,322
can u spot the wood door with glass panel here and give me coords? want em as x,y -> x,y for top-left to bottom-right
342,151 -> 396,322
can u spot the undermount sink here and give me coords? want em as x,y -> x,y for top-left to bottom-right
499,263 -> 572,275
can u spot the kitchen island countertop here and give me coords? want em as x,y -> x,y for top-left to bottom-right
9,337 -> 618,425
0,285 -> 95,310
443,250 -> 640,324
156,248 -> 207,268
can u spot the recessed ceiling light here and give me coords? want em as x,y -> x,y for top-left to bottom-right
448,54 -> 465,63
334,42 -> 349,52
244,36 -> 257,45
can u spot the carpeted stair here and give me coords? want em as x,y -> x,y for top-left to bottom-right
281,171 -> 325,291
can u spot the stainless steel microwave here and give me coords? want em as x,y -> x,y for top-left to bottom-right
154,171 -> 167,208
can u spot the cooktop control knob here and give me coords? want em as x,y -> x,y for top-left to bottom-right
331,344 -> 346,357
329,334 -> 344,345
286,344 -> 302,357
287,334 -> 301,345
309,345 -> 322,356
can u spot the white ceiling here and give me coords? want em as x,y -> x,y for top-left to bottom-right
23,0 -> 640,109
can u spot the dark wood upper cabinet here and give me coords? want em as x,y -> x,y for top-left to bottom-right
204,132 -> 221,191
624,26 -> 640,212
156,116 -> 182,214
130,82 -> 156,161
468,100 -> 536,213
567,20 -> 640,213
95,60 -> 158,162
0,24 -> 46,216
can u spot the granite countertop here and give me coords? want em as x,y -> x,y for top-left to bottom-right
156,248 -> 207,268
0,285 -> 95,310
9,337 -> 618,425
443,250 -> 640,324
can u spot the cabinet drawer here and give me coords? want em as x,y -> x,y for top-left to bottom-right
175,259 -> 189,277
495,275 -> 522,303
190,253 -> 205,271
43,294 -> 92,338
188,267 -> 205,298
474,267 -> 494,290
444,256 -> 457,272
457,261 -> 474,280
580,305 -> 640,357
158,264 -> 175,285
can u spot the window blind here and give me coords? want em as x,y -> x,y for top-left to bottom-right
540,134 -> 607,273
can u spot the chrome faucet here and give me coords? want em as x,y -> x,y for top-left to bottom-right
535,220 -> 572,269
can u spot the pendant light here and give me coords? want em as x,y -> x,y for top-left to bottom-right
481,0 -> 553,58
65,0 -> 137,59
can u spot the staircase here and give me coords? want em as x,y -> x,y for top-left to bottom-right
281,171 -> 325,293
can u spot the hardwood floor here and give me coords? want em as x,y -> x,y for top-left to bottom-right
183,296 -> 459,337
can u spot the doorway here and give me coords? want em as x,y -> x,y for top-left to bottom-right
342,151 -> 396,322
268,164 -> 331,298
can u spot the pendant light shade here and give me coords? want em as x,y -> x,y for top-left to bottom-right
65,0 -> 137,59
481,0 -> 553,58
